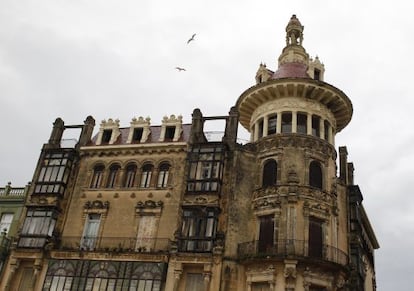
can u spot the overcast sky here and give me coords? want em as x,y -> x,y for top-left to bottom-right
1,0 -> 413,289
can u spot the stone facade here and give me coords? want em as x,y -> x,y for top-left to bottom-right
0,15 -> 378,291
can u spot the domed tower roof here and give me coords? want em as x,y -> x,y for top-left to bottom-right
236,15 -> 353,134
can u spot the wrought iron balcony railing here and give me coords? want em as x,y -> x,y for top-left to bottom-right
56,236 -> 170,253
238,239 -> 348,266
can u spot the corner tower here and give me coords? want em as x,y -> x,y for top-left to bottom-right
225,15 -> 359,290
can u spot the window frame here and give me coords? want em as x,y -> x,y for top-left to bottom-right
124,163 -> 137,188
140,163 -> 154,188
106,164 -> 120,188
18,207 -> 58,248
309,161 -> 323,189
179,207 -> 219,252
262,159 -> 277,188
0,213 -> 14,234
90,164 -> 105,189
186,145 -> 224,194
157,162 -> 171,188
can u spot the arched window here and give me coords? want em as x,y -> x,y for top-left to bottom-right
262,159 -> 277,187
90,164 -> 105,188
140,164 -> 154,188
309,161 -> 323,189
124,163 -> 137,188
106,164 -> 120,188
157,162 -> 170,188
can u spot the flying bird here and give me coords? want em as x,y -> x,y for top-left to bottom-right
187,33 -> 196,44
175,67 -> 186,72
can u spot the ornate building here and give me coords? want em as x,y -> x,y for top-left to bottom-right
0,183 -> 29,277
0,15 -> 378,291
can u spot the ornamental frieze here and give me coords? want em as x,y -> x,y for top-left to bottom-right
253,185 -> 334,204
256,135 -> 336,160
182,195 -> 219,206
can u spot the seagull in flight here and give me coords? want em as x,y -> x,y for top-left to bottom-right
175,67 -> 186,72
187,33 -> 196,44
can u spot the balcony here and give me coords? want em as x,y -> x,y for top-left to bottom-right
238,239 -> 348,266
56,237 -> 170,253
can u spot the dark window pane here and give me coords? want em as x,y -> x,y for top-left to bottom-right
262,160 -> 277,187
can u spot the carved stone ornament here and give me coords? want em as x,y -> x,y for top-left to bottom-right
136,200 -> 163,209
84,200 -> 109,210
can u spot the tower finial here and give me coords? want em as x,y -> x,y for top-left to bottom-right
286,14 -> 304,46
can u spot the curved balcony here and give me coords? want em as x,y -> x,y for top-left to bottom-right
238,239 -> 348,266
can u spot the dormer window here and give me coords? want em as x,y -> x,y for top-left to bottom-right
314,69 -> 321,80
159,115 -> 183,142
102,129 -> 112,143
132,128 -> 143,142
165,126 -> 176,141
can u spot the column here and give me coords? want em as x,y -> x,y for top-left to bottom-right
254,122 -> 259,142
276,113 -> 282,134
306,114 -> 312,135
319,118 -> 324,139
329,126 -> 334,145
263,115 -> 269,137
292,111 -> 297,133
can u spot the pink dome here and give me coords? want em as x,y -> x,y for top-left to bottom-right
271,62 -> 310,79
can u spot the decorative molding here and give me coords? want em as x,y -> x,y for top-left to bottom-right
182,195 -> 219,206
83,200 -> 110,216
135,200 -> 163,216
256,135 -> 336,161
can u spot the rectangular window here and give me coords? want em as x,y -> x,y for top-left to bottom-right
258,215 -> 274,254
34,151 -> 73,195
187,145 -> 224,193
19,208 -> 57,248
0,213 -> 13,234
80,214 -> 101,251
267,115 -> 277,135
314,69 -> 321,81
309,217 -> 324,258
312,115 -> 321,137
136,216 -> 158,251
297,113 -> 307,134
180,208 -> 218,252
281,112 -> 292,133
